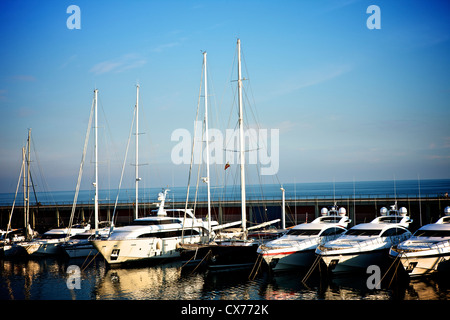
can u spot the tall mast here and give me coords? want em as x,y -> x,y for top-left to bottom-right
237,39 -> 247,239
203,52 -> 212,236
94,89 -> 99,236
22,145 -> 26,232
280,186 -> 286,229
135,84 -> 140,220
25,129 -> 31,239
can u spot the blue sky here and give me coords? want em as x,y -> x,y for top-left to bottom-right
0,0 -> 449,193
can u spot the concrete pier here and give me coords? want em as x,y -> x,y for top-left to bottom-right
1,196 -> 449,234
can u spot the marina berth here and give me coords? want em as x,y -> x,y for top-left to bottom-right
389,206 -> 450,277
257,204 -> 349,272
316,203 -> 413,273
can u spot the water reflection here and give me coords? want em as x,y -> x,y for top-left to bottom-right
0,257 -> 449,300
95,262 -> 205,300
403,277 -> 450,300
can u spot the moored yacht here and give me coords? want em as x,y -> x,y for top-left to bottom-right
61,222 -> 110,258
316,203 -> 413,273
257,205 -> 350,272
389,206 -> 450,277
4,223 -> 91,257
91,190 -> 219,266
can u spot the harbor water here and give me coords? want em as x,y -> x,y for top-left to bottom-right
1,256 -> 449,301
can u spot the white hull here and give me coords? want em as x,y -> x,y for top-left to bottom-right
321,249 -> 388,273
388,210 -> 450,277
262,249 -> 316,272
4,240 -> 65,257
398,255 -> 450,277
390,243 -> 450,277
64,243 -> 98,258
92,235 -> 202,265
24,240 -> 65,256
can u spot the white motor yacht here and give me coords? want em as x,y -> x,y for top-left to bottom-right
61,222 -> 111,258
316,204 -> 413,273
91,190 -> 219,266
4,224 -> 91,257
389,206 -> 450,277
257,205 -> 350,272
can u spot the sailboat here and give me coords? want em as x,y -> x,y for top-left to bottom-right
91,85 -> 222,266
2,129 -> 39,257
7,92 -> 108,258
177,51 -> 245,266
61,88 -> 110,258
179,39 -> 282,270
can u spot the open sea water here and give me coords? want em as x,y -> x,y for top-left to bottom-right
1,179 -> 450,206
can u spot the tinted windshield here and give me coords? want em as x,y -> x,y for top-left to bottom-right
346,229 -> 381,236
378,216 -> 403,223
287,229 -> 321,236
131,219 -> 181,226
41,233 -> 67,239
414,230 -> 450,238
320,217 -> 343,223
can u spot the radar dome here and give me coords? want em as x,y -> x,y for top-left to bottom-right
399,207 -> 408,216
445,206 -> 450,216
321,208 -> 328,216
380,207 -> 388,216
338,207 -> 347,216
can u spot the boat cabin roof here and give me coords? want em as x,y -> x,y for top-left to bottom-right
292,221 -> 346,230
419,222 -> 450,232
351,223 -> 387,231
132,217 -> 183,225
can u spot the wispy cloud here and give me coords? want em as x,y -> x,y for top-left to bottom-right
60,54 -> 78,69
150,41 -> 182,53
429,137 -> 450,150
90,54 -> 146,75
426,137 -> 450,161
268,64 -> 353,99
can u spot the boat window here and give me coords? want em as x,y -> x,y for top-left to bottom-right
380,228 -> 408,237
287,229 -> 321,236
320,227 -> 346,236
131,219 -> 182,226
414,230 -> 450,238
137,229 -> 200,239
346,229 -> 381,236
71,234 -> 91,240
378,216 -> 403,223
40,233 -> 68,239
320,217 -> 342,223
